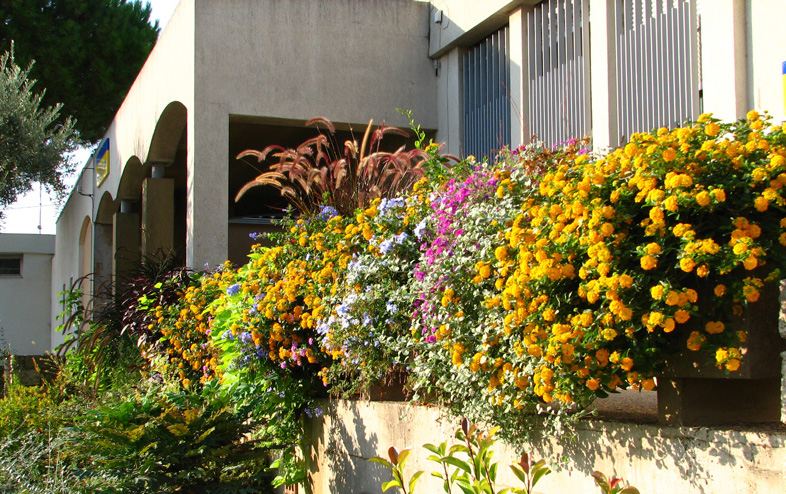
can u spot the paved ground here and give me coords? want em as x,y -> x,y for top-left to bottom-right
589,389 -> 659,423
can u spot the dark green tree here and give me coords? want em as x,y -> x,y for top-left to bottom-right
0,0 -> 160,143
0,48 -> 77,217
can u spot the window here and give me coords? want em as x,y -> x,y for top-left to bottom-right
0,255 -> 22,276
462,25 -> 511,159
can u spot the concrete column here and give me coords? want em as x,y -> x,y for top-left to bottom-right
187,105 -> 228,269
142,177 -> 175,258
113,209 -> 140,288
700,0 -> 748,121
93,222 -> 114,301
436,49 -> 464,157
589,0 -> 618,150
509,7 -> 530,148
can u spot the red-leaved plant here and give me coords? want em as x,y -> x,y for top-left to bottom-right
235,117 -> 429,216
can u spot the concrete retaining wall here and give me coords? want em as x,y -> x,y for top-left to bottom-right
303,399 -> 786,494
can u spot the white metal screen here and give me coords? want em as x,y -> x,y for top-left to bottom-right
462,25 -> 511,159
526,0 -> 591,146
615,0 -> 700,140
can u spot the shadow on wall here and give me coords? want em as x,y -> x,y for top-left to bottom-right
305,400 -> 388,494
539,419 -> 786,490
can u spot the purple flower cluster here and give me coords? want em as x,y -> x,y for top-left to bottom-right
413,168 -> 500,342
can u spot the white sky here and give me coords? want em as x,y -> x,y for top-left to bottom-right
1,0 -> 181,235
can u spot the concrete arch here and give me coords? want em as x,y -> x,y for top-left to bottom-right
78,215 -> 93,306
117,156 -> 144,202
95,191 -> 116,225
93,192 -> 116,299
146,101 -> 187,167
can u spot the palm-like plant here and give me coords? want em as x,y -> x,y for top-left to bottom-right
235,117 -> 429,216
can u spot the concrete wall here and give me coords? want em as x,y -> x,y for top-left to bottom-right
51,0 -> 197,349
746,0 -> 786,121
700,0 -> 786,121
305,399 -> 786,494
428,0 -> 538,57
190,0 -> 437,268
0,234 -> 54,355
50,187 -> 93,350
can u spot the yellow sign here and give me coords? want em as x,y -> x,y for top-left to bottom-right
95,139 -> 110,187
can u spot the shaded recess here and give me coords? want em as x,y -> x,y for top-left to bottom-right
227,116 -> 413,265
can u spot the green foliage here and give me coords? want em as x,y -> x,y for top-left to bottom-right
370,447 -> 422,494
508,453 -> 551,494
374,419 -> 550,494
72,381 -> 273,493
0,46 -> 77,216
374,419 -> 638,494
592,471 -> 640,494
0,378 -> 57,437
0,0 -> 159,143
55,276 -> 144,398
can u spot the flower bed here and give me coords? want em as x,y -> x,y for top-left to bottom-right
137,113 -> 786,482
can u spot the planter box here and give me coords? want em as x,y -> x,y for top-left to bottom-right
657,281 -> 786,426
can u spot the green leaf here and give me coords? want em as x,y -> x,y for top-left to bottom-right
423,443 -> 442,455
382,479 -> 402,492
397,448 -> 412,469
369,456 -> 394,469
531,466 -> 551,486
456,482 -> 476,494
509,464 -> 528,485
443,456 -> 472,474
592,471 -> 610,493
409,471 -> 425,492
489,462 -> 498,482
450,444 -> 470,455
619,487 -> 640,494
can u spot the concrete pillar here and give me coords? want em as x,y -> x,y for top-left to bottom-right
142,177 -> 175,258
436,49 -> 464,157
187,106 -> 228,269
700,0 -> 748,121
589,0 -> 619,150
113,208 -> 140,288
509,7 -> 529,148
93,222 -> 114,302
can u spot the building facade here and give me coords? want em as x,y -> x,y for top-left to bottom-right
50,0 -> 786,349
0,234 -> 54,356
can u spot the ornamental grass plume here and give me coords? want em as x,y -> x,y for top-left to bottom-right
236,117 -> 429,217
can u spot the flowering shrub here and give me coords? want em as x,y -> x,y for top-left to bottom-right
138,113 -> 786,481
135,266 -> 231,387
404,113 -> 786,420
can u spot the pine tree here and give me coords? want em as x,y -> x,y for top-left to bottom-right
0,0 -> 160,143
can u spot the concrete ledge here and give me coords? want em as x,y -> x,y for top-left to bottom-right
304,399 -> 786,494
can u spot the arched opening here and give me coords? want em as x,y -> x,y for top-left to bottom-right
141,102 -> 188,266
94,192 -> 116,302
115,156 -> 144,285
227,116 -> 413,265
78,215 -> 93,312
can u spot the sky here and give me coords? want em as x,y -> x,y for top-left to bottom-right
1,0 -> 181,235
